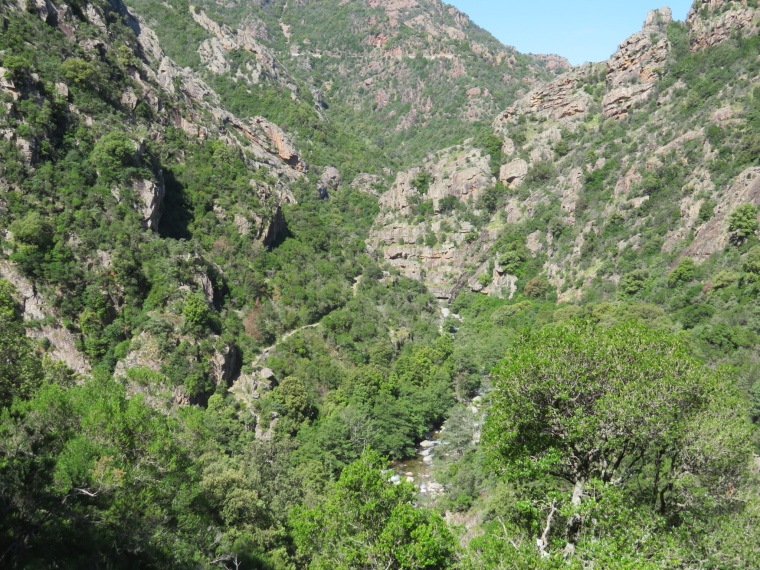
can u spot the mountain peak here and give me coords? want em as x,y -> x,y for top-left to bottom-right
643,6 -> 673,29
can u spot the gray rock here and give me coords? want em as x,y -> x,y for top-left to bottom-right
133,173 -> 165,231
499,159 -> 528,188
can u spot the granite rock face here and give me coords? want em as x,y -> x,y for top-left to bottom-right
0,261 -> 91,375
319,166 -> 342,198
602,8 -> 672,119
499,159 -> 528,188
190,6 -> 296,90
679,167 -> 760,262
369,143 -> 498,298
494,66 -> 598,123
687,0 -> 760,50
133,174 -> 166,231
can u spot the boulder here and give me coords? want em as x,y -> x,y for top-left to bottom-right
132,174 -> 165,231
318,166 -> 341,198
499,159 -> 528,188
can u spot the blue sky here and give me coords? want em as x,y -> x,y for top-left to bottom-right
446,1 -> 695,65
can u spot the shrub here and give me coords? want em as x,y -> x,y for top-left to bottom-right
438,195 -> 460,214
711,269 -> 740,289
523,276 -> 549,298
9,211 -> 54,249
619,270 -> 649,296
667,257 -> 696,287
697,200 -> 716,223
727,204 -> 758,244
743,245 -> 760,278
62,58 -> 96,86
526,161 -> 556,185
680,304 -> 715,329
183,292 -> 211,333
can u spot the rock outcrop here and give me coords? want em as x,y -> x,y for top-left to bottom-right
680,167 -> 760,262
369,143 -> 498,298
133,174 -> 165,231
601,7 -> 672,119
318,166 -> 341,198
499,159 -> 528,188
495,66 -> 598,123
0,261 -> 90,375
190,6 -> 296,90
687,0 -> 760,50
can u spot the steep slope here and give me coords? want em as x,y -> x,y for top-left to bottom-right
122,0 -> 567,174
369,2 -> 760,306
2,0 -> 760,568
0,0 -> 310,403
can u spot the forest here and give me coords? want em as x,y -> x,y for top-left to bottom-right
1,0 -> 760,567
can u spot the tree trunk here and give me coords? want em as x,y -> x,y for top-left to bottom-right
563,478 -> 585,558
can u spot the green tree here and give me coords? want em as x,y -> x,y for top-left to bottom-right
484,321 -> 751,559
90,132 -> 135,183
61,58 -> 100,88
523,277 -> 549,298
0,280 -> 44,406
290,449 -> 456,569
727,204 -> 759,244
618,269 -> 649,296
276,375 -> 314,421
698,199 -> 716,223
9,212 -> 54,249
182,291 -> 211,333
743,245 -> 760,280
8,211 -> 57,277
667,257 -> 696,287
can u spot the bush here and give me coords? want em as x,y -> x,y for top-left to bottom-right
727,204 -> 758,244
526,161 -> 556,185
743,245 -> 760,278
711,269 -> 739,289
438,195 -> 460,214
411,171 -> 431,194
619,270 -> 649,296
698,200 -> 716,223
680,304 -> 715,329
554,139 -> 570,157
183,292 -> 211,333
61,58 -> 100,89
9,211 -> 54,249
667,257 -> 696,288
523,277 -> 549,298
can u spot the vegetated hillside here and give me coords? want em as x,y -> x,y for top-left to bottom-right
1,0 -> 760,567
371,2 -> 760,324
122,0 -> 567,174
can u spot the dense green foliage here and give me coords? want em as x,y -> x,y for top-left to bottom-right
2,0 -> 760,568
485,321 -> 751,563
290,449 -> 455,569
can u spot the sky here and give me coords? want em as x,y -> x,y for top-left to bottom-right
445,1 -> 695,66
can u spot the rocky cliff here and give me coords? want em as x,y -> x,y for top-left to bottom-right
122,0 -> 567,172
368,2 -> 760,302
0,0 -> 315,396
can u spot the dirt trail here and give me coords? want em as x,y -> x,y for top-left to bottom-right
250,322 -> 321,368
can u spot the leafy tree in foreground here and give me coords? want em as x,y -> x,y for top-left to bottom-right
483,320 -> 751,561
290,449 -> 456,570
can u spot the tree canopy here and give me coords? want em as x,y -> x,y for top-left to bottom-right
289,449 -> 456,570
484,320 -> 752,559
